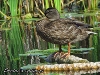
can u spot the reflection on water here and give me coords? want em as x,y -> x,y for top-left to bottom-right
38,69 -> 100,75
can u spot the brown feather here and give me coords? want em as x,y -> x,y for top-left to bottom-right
36,8 -> 96,45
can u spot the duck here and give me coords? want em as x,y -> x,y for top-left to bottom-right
35,8 -> 96,58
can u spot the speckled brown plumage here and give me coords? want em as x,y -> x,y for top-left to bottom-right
35,8 -> 96,56
36,18 -> 92,44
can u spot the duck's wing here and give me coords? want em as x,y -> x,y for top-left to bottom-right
67,18 -> 92,28
44,19 -> 83,44
44,18 -> 95,44
73,21 -> 92,28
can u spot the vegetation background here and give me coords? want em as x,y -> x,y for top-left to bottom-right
0,0 -> 100,75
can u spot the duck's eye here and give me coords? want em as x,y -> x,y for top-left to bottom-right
49,10 -> 53,12
47,10 -> 53,13
45,10 -> 52,14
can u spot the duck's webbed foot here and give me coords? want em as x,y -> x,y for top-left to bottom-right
53,52 -> 70,64
61,42 -> 71,58
53,51 -> 63,58
54,43 -> 71,61
61,52 -> 70,58
53,51 -> 70,59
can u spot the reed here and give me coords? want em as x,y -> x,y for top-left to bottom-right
45,0 -> 49,9
92,16 -> 98,62
54,0 -> 61,12
4,0 -> 25,71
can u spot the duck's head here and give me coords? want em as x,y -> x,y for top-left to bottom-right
45,8 -> 60,20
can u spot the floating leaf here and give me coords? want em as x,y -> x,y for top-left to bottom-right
21,63 -> 45,70
64,12 -> 98,18
71,47 -> 94,54
19,53 -> 44,57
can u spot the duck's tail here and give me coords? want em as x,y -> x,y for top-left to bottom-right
86,31 -> 97,35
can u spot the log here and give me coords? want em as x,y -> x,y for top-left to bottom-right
36,62 -> 100,71
40,69 -> 100,75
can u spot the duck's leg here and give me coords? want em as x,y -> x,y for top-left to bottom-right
67,42 -> 71,56
61,42 -> 70,58
59,45 -> 62,52
54,45 -> 62,58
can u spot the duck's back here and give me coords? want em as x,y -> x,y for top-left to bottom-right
44,18 -> 90,44
36,18 -> 91,45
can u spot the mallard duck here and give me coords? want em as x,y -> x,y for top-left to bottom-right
36,8 -> 96,57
